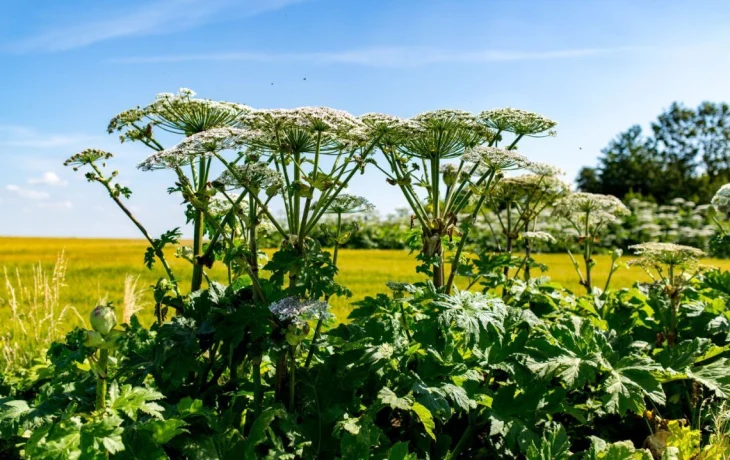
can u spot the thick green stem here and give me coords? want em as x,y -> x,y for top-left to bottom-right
289,346 -> 297,411
249,194 -> 262,301
668,263 -> 678,345
446,414 -> 475,460
523,221 -> 532,281
503,202 -> 513,278
253,356 -> 262,417
445,191 -> 490,294
275,352 -> 286,404
302,137 -> 381,236
399,301 -> 412,342
95,349 -> 109,412
293,151 -> 301,233
89,164 -> 181,302
191,157 -> 207,292
305,214 -> 342,369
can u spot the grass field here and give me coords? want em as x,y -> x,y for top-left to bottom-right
2,237 -> 730,329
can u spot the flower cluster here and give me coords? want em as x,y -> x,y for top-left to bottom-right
237,107 -> 372,154
494,174 -> 569,198
207,194 -> 247,219
711,183 -> 730,214
480,108 -> 557,136
268,296 -> 330,325
462,146 -> 532,171
108,88 -> 252,142
629,242 -> 705,267
521,231 -> 556,243
242,107 -> 363,134
528,162 -> 565,177
214,162 -> 283,195
324,194 -> 375,214
64,149 -> 114,169
553,192 -> 630,231
410,109 -> 479,130
138,128 -> 264,171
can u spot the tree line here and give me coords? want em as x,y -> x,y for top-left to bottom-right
577,101 -> 730,204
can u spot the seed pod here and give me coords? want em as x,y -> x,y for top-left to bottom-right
90,304 -> 117,336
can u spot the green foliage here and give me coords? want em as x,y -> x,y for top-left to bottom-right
8,90 -> 730,458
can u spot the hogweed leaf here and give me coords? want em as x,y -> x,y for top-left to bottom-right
411,402 -> 436,440
526,423 -> 571,460
378,387 -> 413,411
110,384 -> 165,420
602,355 -> 665,415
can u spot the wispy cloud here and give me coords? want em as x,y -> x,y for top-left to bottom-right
108,45 -> 644,67
37,200 -> 73,210
28,172 -> 68,186
6,184 -> 50,200
0,125 -> 98,149
9,0 -> 304,53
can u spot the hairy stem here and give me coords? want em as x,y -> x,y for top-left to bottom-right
95,349 -> 109,412
305,213 -> 342,369
89,164 -> 180,300
191,158 -> 207,292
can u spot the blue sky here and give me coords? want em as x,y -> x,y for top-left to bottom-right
2,0 -> 730,237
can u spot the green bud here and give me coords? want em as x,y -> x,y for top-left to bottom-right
84,330 -> 104,348
90,304 -> 117,336
285,322 -> 310,346
99,329 -> 124,350
442,166 -> 458,187
611,248 -> 623,261
266,183 -> 280,197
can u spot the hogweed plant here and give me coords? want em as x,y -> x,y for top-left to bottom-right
553,192 -> 630,294
485,165 -> 568,280
369,108 -> 556,292
305,194 -> 373,368
110,89 -> 252,292
64,149 -> 183,311
629,242 -> 706,346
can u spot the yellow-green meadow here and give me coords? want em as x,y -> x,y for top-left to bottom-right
3,237 -> 730,329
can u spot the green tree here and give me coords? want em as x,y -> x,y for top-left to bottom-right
579,102 -> 730,203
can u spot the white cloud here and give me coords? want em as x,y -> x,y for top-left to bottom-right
37,201 -> 73,210
0,125 -> 98,149
28,172 -> 68,186
109,45 -> 644,67
8,0 -> 305,53
6,184 -> 50,200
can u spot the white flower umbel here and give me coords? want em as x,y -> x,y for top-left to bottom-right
711,183 -> 730,214
138,127 -> 265,171
553,192 -> 630,294
463,146 -> 532,172
480,108 -> 557,136
109,88 -> 252,142
629,242 -> 705,267
323,194 -> 374,214
215,162 -> 283,195
553,192 -> 630,232
268,296 -> 330,325
401,109 -> 487,160
629,242 -> 707,344
527,161 -> 565,177
522,231 -> 556,243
